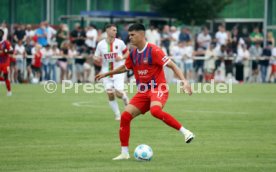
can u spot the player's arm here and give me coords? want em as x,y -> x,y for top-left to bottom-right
95,65 -> 127,80
166,60 -> 192,95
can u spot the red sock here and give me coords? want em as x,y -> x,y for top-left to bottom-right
5,79 -> 11,92
120,111 -> 133,146
150,106 -> 182,130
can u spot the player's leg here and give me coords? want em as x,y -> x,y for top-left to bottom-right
113,104 -> 142,160
113,92 -> 150,160
2,66 -> 12,96
149,89 -> 194,143
103,78 -> 121,120
114,76 -> 129,106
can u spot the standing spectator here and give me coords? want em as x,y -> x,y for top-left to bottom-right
240,26 -> 251,48
45,21 -> 57,45
70,23 -> 86,54
145,25 -> 161,46
14,40 -> 26,82
41,44 -> 53,80
231,26 -> 242,54
249,42 -> 262,82
250,26 -> 263,46
215,24 -> 228,47
31,44 -> 43,83
170,41 -> 185,81
119,24 -> 129,44
50,44 -> 60,81
235,43 -> 250,82
161,25 -> 171,55
0,22 -> 9,41
85,23 -> 98,54
24,37 -> 34,82
269,47 -> 276,83
13,24 -> 26,43
67,43 -> 78,80
58,41 -> 69,82
204,43 -> 216,82
197,26 -> 212,50
25,24 -> 35,40
170,26 -> 180,47
35,22 -> 48,47
179,27 -> 191,42
56,24 -> 69,49
183,41 -> 194,82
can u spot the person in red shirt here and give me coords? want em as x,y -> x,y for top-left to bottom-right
96,23 -> 194,160
31,44 -> 42,82
0,28 -> 13,96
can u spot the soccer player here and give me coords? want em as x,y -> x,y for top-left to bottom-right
0,28 -> 13,96
96,23 -> 195,160
94,24 -> 130,120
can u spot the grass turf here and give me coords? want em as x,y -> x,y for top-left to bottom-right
0,83 -> 276,172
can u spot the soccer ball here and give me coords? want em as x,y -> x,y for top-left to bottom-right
134,144 -> 153,161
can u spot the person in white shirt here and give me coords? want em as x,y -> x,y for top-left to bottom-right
145,25 -> 161,46
170,41 -> 185,82
45,21 -> 57,45
85,24 -> 98,53
183,41 -> 194,82
197,27 -> 212,50
94,24 -> 130,121
0,22 -> 8,41
14,40 -> 26,82
215,25 -> 228,47
235,43 -> 250,82
170,26 -> 180,47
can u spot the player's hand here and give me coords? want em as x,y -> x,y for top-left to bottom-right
183,83 -> 192,96
95,73 -> 107,81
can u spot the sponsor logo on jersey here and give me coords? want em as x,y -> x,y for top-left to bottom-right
138,69 -> 148,76
103,52 -> 118,60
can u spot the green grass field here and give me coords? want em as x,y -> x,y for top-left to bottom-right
0,83 -> 276,172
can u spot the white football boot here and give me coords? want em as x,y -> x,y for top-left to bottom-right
112,153 -> 130,160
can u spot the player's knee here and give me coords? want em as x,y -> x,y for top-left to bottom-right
150,106 -> 162,118
121,111 -> 133,123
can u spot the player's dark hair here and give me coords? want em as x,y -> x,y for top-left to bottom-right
105,23 -> 117,30
128,23 -> 145,32
0,28 -> 4,35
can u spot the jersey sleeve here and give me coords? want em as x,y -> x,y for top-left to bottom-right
120,40 -> 128,54
94,42 -> 101,57
152,46 -> 170,66
124,54 -> 133,70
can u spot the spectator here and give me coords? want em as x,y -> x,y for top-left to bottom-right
24,37 -> 34,82
56,23 -> 69,48
170,41 -> 185,80
204,43 -> 216,82
183,41 -> 194,82
179,27 -> 191,42
145,25 -> 161,46
235,43 -> 250,82
41,44 -> 53,80
269,47 -> 276,83
13,24 -> 26,43
215,24 -> 228,47
249,42 -> 262,82
161,25 -> 171,55
240,26 -> 251,48
85,23 -> 98,54
67,43 -> 78,80
35,22 -> 48,47
197,26 -> 212,51
31,44 -> 43,83
250,26 -> 263,46
58,41 -> 69,82
45,21 -> 57,45
0,22 -> 8,41
14,40 -> 26,82
25,24 -> 35,40
70,23 -> 86,54
170,26 -> 180,46
50,44 -> 60,81
231,26 -> 242,54
119,24 -> 129,44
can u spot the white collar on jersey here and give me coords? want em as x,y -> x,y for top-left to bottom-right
137,42 -> 148,53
